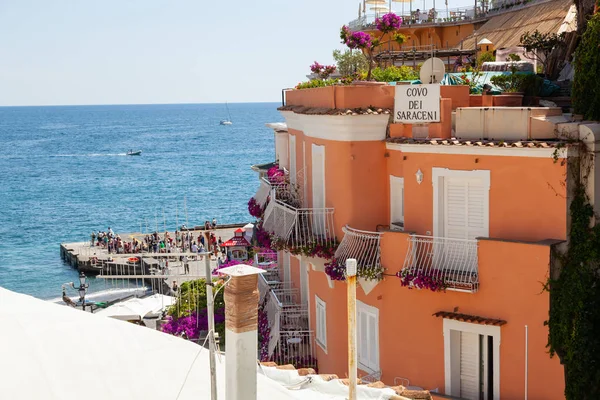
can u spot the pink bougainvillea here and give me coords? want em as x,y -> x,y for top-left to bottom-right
397,268 -> 447,292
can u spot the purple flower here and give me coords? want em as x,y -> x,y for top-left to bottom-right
248,197 -> 263,218
345,31 -> 373,50
376,13 -> 402,33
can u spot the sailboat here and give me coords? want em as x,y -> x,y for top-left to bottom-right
220,102 -> 233,125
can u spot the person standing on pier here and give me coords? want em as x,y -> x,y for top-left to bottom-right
91,231 -> 95,247
183,255 -> 189,274
212,218 -> 217,228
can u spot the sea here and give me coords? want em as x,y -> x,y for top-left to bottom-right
0,103 -> 281,300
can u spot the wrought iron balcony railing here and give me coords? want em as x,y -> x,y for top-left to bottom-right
262,189 -> 336,252
402,235 -> 479,293
334,226 -> 383,278
257,266 -> 316,369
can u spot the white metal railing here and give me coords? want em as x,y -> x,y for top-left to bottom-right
335,226 -> 383,278
262,188 -> 336,251
402,235 -> 479,292
254,179 -> 271,208
270,330 -> 317,369
257,268 -> 315,368
347,0 -> 547,30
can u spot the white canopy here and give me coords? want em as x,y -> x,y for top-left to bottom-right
95,294 -> 175,320
0,287 -> 304,400
0,287 -> 399,400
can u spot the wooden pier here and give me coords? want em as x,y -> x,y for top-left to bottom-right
59,223 -> 251,293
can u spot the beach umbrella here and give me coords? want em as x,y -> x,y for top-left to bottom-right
366,0 -> 386,3
371,4 -> 390,15
393,0 -> 412,21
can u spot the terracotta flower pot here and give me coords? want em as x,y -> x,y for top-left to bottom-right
493,94 -> 524,107
469,95 -> 483,107
352,81 -> 388,86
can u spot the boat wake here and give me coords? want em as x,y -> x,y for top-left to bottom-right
52,153 -> 128,157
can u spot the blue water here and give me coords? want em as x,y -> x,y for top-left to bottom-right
0,103 -> 280,299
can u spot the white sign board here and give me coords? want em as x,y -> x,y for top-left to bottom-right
394,84 -> 441,123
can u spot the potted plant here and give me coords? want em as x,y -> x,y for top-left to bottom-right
490,66 -> 525,106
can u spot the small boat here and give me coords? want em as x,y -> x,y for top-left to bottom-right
219,102 -> 233,125
126,150 -> 142,156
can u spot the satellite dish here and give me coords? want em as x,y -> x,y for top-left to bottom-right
420,57 -> 445,84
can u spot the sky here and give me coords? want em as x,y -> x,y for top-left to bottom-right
0,0 -> 471,106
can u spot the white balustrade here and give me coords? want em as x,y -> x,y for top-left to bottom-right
335,226 -> 383,278
402,235 -> 479,292
262,188 -> 336,252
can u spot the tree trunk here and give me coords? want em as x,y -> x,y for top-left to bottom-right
576,0 -> 597,34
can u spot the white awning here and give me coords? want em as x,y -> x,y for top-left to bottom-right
0,287 -> 306,400
95,294 -> 175,320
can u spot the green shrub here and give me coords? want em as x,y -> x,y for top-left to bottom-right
294,78 -> 352,90
573,13 -> 600,120
477,51 -> 495,67
369,65 -> 418,82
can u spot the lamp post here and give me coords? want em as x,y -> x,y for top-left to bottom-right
78,271 -> 89,311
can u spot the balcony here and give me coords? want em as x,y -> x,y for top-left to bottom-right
348,5 -> 483,31
334,226 -> 383,280
262,189 -> 336,253
257,263 -> 316,369
402,235 -> 479,293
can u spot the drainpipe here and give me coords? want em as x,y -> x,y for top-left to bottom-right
347,259 -> 358,400
218,264 -> 266,400
525,325 -> 528,400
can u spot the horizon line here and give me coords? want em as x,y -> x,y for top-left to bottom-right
0,100 -> 282,108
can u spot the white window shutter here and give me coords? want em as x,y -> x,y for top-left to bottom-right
444,178 -> 468,239
390,176 -> 405,225
368,313 -> 378,369
444,177 -> 489,240
459,331 -> 480,400
289,135 -> 297,185
315,296 -> 327,350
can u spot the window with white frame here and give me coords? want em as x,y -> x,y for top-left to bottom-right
390,176 -> 404,231
315,296 -> 327,351
357,301 -> 380,372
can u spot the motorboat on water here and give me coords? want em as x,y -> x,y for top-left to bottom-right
126,150 -> 142,156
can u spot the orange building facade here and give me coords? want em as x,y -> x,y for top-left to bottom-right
254,84 -> 600,399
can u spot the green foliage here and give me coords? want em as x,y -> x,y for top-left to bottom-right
547,148 -> 600,399
368,65 -> 418,82
519,30 -> 566,76
520,74 -> 543,96
490,73 -> 526,93
477,51 -> 495,67
295,78 -> 353,90
167,278 -> 226,345
167,278 -> 225,318
332,49 -> 368,76
507,53 -> 521,61
573,13 -> 600,120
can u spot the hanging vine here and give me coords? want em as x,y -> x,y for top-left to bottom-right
547,140 -> 600,399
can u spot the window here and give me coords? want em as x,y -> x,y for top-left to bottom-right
315,296 -> 327,351
432,168 -> 490,239
357,301 -> 380,372
390,176 -> 404,231
443,319 -> 500,400
289,135 -> 297,184
311,144 -> 326,234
